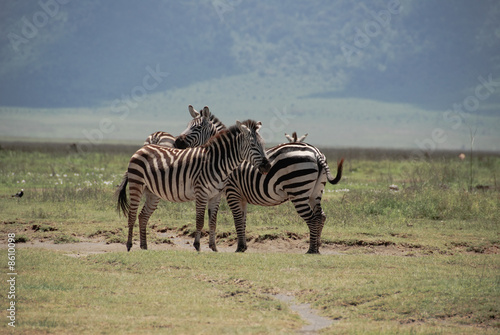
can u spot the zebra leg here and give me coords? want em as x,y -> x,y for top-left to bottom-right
236,202 -> 248,252
193,196 -> 208,252
317,211 -> 326,249
306,216 -> 323,254
227,194 -> 248,252
127,208 -> 138,252
291,197 -> 321,254
207,194 -> 222,252
307,181 -> 327,253
311,204 -> 326,253
304,201 -> 328,254
138,191 -> 161,250
126,183 -> 145,252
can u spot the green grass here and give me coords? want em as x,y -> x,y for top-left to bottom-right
0,143 -> 499,333
0,249 -> 498,334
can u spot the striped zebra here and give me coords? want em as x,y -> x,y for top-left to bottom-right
116,120 -> 271,252
143,105 -> 225,148
210,141 -> 343,254
117,105 -> 224,217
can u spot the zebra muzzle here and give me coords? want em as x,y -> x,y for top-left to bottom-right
258,160 -> 272,174
174,136 -> 188,149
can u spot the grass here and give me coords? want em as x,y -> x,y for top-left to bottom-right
0,249 -> 498,334
0,142 -> 499,333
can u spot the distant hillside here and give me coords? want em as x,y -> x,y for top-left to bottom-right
1,1 -> 499,109
1,71 -> 499,151
1,1 -> 499,151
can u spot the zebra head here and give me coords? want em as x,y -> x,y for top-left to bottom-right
175,105 -> 219,149
237,120 -> 271,174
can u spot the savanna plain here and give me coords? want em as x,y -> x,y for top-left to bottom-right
0,142 -> 499,334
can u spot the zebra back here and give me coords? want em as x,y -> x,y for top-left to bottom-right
226,142 -> 342,206
123,119 -> 270,203
307,145 -> 343,185
281,135 -> 341,184
143,131 -> 175,146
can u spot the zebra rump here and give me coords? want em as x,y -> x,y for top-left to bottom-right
219,142 -> 344,254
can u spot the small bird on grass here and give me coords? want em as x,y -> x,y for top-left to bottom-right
12,189 -> 24,198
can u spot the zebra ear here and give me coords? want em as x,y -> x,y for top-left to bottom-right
297,133 -> 308,142
201,106 -> 211,119
236,121 -> 250,134
285,133 -> 293,142
255,121 -> 262,132
188,105 -> 200,118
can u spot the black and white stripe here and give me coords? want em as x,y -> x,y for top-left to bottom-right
116,120 -> 271,252
143,105 -> 225,148
143,131 -> 176,147
217,142 -> 343,254
174,105 -> 226,148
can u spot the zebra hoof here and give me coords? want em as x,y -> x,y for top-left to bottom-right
140,244 -> 148,250
126,242 -> 132,252
306,249 -> 320,254
193,241 -> 200,252
235,245 -> 247,253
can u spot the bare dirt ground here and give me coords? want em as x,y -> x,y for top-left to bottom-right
15,233 -> 441,257
10,220 -> 498,257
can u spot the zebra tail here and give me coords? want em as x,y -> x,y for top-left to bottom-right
326,158 -> 344,185
116,173 -> 130,218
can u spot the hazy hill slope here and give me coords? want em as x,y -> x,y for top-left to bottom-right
1,1 -> 499,150
2,71 -> 499,151
1,1 -> 499,109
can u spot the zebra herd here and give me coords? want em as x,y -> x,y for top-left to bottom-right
117,106 -> 343,254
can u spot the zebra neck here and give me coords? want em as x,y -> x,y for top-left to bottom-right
210,115 -> 226,132
205,131 -> 244,180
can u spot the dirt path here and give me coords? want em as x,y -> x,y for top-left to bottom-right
16,232 -> 424,257
273,294 -> 335,334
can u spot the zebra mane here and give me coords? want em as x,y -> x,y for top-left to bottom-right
239,119 -> 261,132
201,119 -> 260,148
209,114 -> 226,130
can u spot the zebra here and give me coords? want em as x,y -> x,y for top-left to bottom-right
116,120 -> 271,252
117,105 -> 225,219
143,105 -> 225,148
207,141 -> 343,254
285,132 -> 308,143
